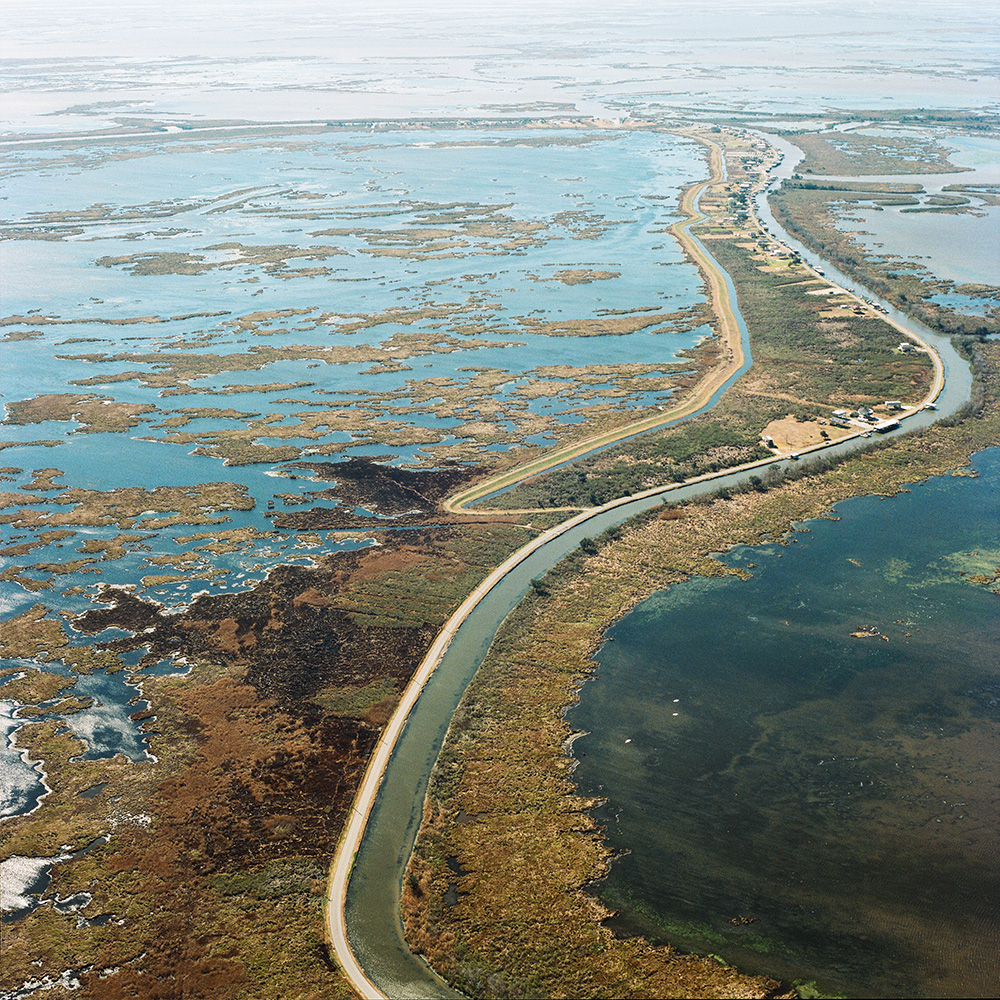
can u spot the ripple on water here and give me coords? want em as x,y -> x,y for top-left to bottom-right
570,448 -> 1000,997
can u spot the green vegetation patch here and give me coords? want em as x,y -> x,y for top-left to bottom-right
313,677 -> 398,716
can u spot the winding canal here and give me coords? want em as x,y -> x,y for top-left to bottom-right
327,135 -> 974,999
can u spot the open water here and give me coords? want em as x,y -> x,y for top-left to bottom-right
569,448 -> 1000,997
3,0 -> 999,974
801,132 -> 1000,289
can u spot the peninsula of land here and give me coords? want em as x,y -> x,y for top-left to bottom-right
2,112 -> 997,1000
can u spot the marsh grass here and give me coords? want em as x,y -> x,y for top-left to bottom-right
402,350 -> 1000,996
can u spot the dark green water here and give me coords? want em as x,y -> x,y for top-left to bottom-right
569,448 -> 1000,998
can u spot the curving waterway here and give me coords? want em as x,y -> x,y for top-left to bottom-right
336,140 -> 975,998
560,132 -> 999,999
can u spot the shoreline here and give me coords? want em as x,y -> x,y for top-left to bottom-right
1,115 -> 974,999
325,126 -> 957,999
446,128 -> 945,514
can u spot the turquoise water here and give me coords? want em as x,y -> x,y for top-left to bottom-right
2,128 -> 709,614
569,448 -> 1000,998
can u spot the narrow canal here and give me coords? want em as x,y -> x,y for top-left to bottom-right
340,141 -> 974,998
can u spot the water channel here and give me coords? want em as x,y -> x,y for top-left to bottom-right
341,142 -> 975,998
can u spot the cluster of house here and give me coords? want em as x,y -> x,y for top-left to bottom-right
762,400 -> 909,454
831,403 -> 902,433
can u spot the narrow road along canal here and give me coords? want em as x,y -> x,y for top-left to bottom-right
330,135 -> 974,999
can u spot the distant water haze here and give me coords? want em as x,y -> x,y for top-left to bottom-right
2,0 -> 997,132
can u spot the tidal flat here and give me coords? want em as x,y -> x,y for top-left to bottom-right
1,126 -> 715,617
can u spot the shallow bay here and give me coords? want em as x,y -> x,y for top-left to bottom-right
570,447 -> 1000,997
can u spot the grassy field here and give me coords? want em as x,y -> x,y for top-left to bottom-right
784,129 -> 968,177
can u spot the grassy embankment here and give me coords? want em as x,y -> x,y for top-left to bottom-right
402,326 -> 997,998
485,131 -> 934,513
443,132 -> 746,513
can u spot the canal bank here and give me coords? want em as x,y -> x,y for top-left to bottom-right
328,129 -> 975,999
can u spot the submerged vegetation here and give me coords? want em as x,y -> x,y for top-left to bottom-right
404,338 -> 1000,999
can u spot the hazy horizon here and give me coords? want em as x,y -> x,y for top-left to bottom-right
3,0 -> 997,133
